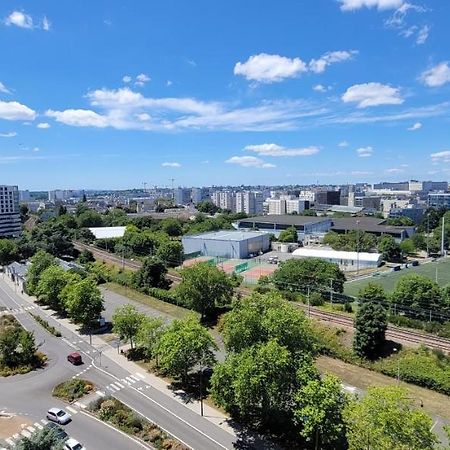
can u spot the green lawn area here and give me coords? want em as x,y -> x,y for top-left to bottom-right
344,258 -> 450,297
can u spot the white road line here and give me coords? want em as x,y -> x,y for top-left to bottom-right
5,438 -> 15,446
75,402 -> 87,409
125,376 -> 136,383
130,375 -> 140,381
121,379 -> 130,385
96,390 -> 105,397
136,372 -> 145,379
41,419 -> 48,425
115,382 -> 124,388
66,406 -> 77,414
26,426 -> 36,433
34,422 -> 43,429
21,430 -> 32,438
106,386 -> 114,391
12,433 -> 20,439
109,384 -> 120,391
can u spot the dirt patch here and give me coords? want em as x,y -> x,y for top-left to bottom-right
0,415 -> 32,439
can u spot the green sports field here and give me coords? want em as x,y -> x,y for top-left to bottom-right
344,258 -> 450,298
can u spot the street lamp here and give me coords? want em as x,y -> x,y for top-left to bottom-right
356,220 -> 360,276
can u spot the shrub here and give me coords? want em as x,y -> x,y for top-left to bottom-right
53,379 -> 93,402
309,292 -> 324,306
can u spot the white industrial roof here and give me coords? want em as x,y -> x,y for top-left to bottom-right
88,226 -> 126,239
292,247 -> 382,262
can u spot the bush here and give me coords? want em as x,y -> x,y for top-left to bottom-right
30,313 -> 62,337
145,287 -> 181,306
53,379 -> 93,402
309,292 -> 324,306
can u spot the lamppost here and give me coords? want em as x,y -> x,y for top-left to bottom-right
356,220 -> 360,276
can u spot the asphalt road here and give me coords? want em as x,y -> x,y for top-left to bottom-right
0,277 -> 260,450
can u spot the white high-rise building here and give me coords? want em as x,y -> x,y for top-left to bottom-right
0,185 -> 21,237
174,188 -> 191,205
212,191 -> 235,211
267,198 -> 286,215
235,191 -> 264,215
286,199 -> 308,214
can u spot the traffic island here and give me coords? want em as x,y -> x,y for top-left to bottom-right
53,379 -> 94,403
89,397 -> 189,450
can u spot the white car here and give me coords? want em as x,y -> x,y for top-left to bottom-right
65,438 -> 86,450
46,407 -> 71,425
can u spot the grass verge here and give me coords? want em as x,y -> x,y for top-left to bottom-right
103,282 -> 196,320
89,396 -> 189,450
29,313 -> 62,337
53,379 -> 94,402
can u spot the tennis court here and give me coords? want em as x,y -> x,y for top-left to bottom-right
344,258 -> 450,297
241,264 -> 278,284
182,256 -> 212,267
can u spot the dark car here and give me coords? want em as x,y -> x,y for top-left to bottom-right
67,352 -> 82,365
45,422 -> 69,441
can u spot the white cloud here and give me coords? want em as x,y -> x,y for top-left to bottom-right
37,122 -> 51,129
313,84 -> 327,93
234,51 -> 356,83
42,16 -> 51,31
226,156 -> 275,169
0,100 -> 36,121
309,50 -> 358,74
420,62 -> 450,87
0,131 -> 17,138
244,143 -> 319,157
342,82 -> 403,108
135,73 -> 151,87
430,151 -> 450,164
166,80 -> 173,87
122,75 -> 132,83
234,53 -> 307,83
407,122 -> 422,131
338,141 -> 349,147
33,147 -> 40,152
339,0 -> 403,11
136,113 -> 151,121
356,146 -> 373,157
0,82 -> 11,94
386,167 -> 405,173
46,109 -> 108,127
162,162 -> 181,168
416,25 -> 429,44
4,11 -> 33,29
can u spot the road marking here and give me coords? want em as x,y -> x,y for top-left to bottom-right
125,376 -> 136,383
106,386 -> 114,391
121,379 -> 131,385
136,372 -> 145,379
66,406 -> 77,414
41,419 -> 48,425
12,433 -> 20,439
75,402 -> 87,409
21,430 -> 32,438
109,383 -> 120,391
26,426 -> 36,433
96,390 -> 105,397
34,422 -> 43,429
115,381 -> 124,388
5,438 -> 15,446
130,375 -> 140,381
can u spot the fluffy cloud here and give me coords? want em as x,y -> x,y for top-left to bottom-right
122,75 -> 132,83
161,162 -> 181,168
234,53 -> 307,83
0,131 -> 17,138
407,122 -> 422,131
0,82 -> 10,94
338,141 -> 349,147
309,50 -> 357,74
135,73 -> 151,87
430,151 -> 450,164
356,146 -> 373,157
234,51 -> 356,83
244,143 -> 319,157
420,62 -> 450,88
342,82 -> 403,108
339,0 -> 403,11
4,11 -> 50,30
226,156 -> 275,169
37,122 -> 51,129
46,109 -> 108,127
42,16 -> 51,31
0,100 -> 36,120
416,25 -> 429,45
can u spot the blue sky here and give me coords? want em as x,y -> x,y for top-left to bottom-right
0,0 -> 450,190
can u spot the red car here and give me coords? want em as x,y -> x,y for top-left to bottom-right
67,352 -> 82,365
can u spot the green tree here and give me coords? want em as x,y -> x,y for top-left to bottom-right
155,240 -> 183,267
378,235 -> 402,262
63,278 -> 104,328
155,314 -> 217,382
0,239 -> 19,265
390,273 -> 443,312
18,330 -> 37,365
160,218 -> 183,237
28,221 -> 75,257
400,238 -> 416,256
221,292 -> 314,355
386,216 -> 414,226
136,316 -> 165,359
26,250 -> 56,295
103,208 -> 128,226
344,386 -> 437,450
294,374 -> 348,450
15,425 -> 65,450
78,249 -> 95,264
76,209 -> 104,228
112,304 -> 145,349
278,226 -> 298,243
353,301 -> 387,359
211,340 -> 313,428
358,282 -> 386,304
35,265 -> 71,311
323,230 -> 377,252
0,329 -> 20,367
133,257 -> 169,290
196,200 -> 219,214
272,258 -> 346,294
177,264 -> 234,320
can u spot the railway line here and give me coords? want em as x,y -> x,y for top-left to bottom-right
75,241 -> 450,352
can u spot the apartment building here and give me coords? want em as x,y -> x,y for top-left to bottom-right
212,191 -> 235,211
428,192 -> 450,209
0,185 -> 21,238
174,188 -> 191,206
235,191 -> 264,215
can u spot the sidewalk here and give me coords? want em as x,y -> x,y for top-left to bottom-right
0,276 -> 236,437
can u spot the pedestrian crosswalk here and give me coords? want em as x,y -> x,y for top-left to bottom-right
0,305 -> 36,317
2,419 -> 48,448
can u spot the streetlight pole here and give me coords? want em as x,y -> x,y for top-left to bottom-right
356,220 -> 360,276
329,279 -> 333,304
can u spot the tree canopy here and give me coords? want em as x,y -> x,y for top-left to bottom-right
0,239 -> 19,265
26,250 -> 56,295
112,304 -> 145,349
278,226 -> 298,243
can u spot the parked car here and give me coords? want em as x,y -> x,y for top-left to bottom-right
268,256 -> 279,264
64,438 -> 85,450
67,352 -> 83,365
44,422 -> 69,441
46,407 -> 71,425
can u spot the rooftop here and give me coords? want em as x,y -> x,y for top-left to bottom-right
184,230 -> 269,241
237,215 -> 330,225
331,217 -> 414,233
88,226 -> 126,239
292,247 -> 382,262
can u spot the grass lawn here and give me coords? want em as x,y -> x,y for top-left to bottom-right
344,258 -> 450,297
104,282 -> 196,320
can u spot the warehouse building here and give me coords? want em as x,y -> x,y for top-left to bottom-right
292,247 -> 382,271
182,230 -> 270,259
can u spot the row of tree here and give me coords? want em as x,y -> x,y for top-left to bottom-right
26,251 -> 104,329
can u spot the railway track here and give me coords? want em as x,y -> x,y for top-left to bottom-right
75,241 -> 450,352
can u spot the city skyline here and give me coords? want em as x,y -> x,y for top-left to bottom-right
1,1 -> 450,189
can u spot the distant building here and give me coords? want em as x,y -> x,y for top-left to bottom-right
286,199 -> 309,214
182,230 -> 270,259
191,187 -> 209,204
409,180 -> 448,192
315,190 -> 341,206
174,188 -> 191,206
266,198 -> 286,215
212,191 -> 235,211
235,191 -> 264,215
388,205 -> 426,224
428,192 -> 450,209
373,181 -> 409,191
0,185 -> 21,238
19,190 -> 31,202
